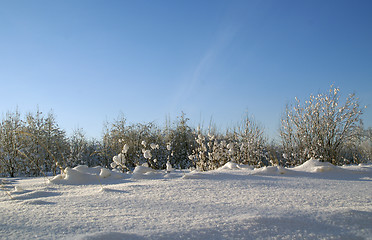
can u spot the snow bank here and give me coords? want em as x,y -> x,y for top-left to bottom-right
47,159 -> 372,185
292,158 -> 339,173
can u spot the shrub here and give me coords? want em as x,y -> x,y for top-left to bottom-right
235,114 -> 268,167
280,86 -> 364,165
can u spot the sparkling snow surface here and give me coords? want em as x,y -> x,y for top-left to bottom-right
1,160 -> 372,240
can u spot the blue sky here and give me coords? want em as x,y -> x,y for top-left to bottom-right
1,0 -> 371,140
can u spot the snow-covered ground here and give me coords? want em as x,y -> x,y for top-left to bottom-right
1,159 -> 372,240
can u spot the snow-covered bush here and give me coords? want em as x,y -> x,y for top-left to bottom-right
340,127 -> 372,164
101,115 -> 166,170
1,102 -> 370,177
141,141 -> 161,168
68,128 -> 96,167
0,108 -> 69,177
189,131 -> 210,171
163,112 -> 195,169
280,86 -> 364,165
0,110 -> 24,177
235,114 -> 269,167
190,128 -> 237,171
360,128 -> 372,162
111,143 -> 131,172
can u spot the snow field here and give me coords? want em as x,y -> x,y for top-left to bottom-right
1,160 -> 372,239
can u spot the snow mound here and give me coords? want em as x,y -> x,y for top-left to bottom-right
253,166 -> 289,175
132,165 -> 155,175
218,161 -> 241,170
99,168 -> 111,178
73,165 -> 103,175
182,170 -> 206,179
131,165 -> 163,179
60,167 -> 99,184
49,165 -> 124,185
293,158 -> 339,173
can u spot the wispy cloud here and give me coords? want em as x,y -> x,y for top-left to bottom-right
192,25 -> 238,88
170,24 -> 239,114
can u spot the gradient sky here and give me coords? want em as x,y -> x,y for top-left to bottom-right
1,0 -> 371,140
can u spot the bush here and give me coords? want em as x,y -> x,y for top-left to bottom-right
280,86 -> 364,165
235,114 -> 268,167
164,112 -> 195,169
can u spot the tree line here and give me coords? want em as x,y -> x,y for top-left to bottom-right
1,86 -> 371,177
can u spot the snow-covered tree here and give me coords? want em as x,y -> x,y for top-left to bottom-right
44,112 -> 69,174
0,110 -> 24,177
0,108 -> 69,177
22,109 -> 46,175
190,130 -> 212,171
103,114 -> 165,170
236,114 -> 268,167
360,128 -> 372,162
21,109 -> 68,175
68,128 -> 92,167
342,126 -> 372,164
190,127 -> 236,171
164,112 -> 195,169
100,113 -> 128,168
280,86 -> 364,165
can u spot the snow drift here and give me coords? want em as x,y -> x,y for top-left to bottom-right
48,159 -> 372,184
49,165 -> 125,185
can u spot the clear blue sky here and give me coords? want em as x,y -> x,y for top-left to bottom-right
1,0 -> 371,140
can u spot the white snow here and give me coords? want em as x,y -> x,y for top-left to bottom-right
143,150 -> 152,159
122,144 -> 129,154
166,161 -> 173,172
292,158 -> 338,173
49,165 -> 127,185
217,161 -> 241,170
1,159 -> 372,240
252,165 -> 289,175
132,165 -> 155,175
